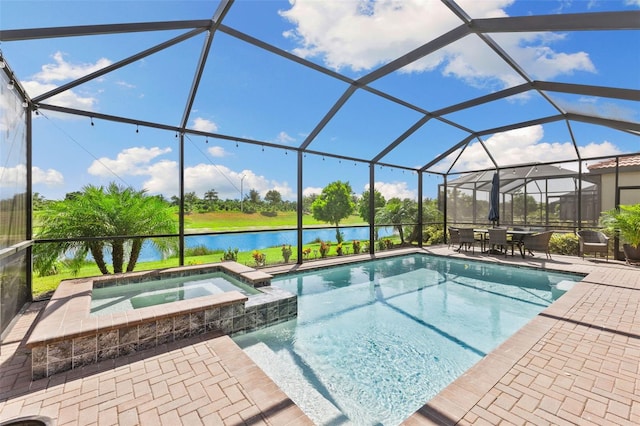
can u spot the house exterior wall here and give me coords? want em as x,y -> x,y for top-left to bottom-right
600,170 -> 640,212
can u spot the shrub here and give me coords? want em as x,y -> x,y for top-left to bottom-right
319,241 -> 331,258
252,250 -> 266,266
302,247 -> 311,259
423,226 -> 444,245
281,244 -> 292,262
221,247 -> 239,261
36,260 -> 63,277
186,244 -> 212,256
601,204 -> 640,248
549,233 -> 579,256
377,239 -> 393,250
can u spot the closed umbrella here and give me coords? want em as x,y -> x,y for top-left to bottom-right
488,172 -> 500,226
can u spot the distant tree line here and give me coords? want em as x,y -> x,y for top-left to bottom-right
309,180 -> 443,246
33,188 -> 304,215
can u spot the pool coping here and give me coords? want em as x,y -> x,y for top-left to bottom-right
25,261 -> 296,379
25,262 -> 264,348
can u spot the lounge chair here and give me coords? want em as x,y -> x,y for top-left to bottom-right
487,227 -> 515,257
521,231 -> 554,259
577,230 -> 609,261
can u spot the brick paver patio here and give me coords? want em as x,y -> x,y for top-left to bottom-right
1,248 -> 639,425
0,303 -> 312,425
404,248 -> 640,426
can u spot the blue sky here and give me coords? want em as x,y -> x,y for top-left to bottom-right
1,0 -> 639,202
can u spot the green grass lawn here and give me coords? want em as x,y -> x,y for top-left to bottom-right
183,211 -> 366,231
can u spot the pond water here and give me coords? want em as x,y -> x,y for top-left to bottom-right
137,227 -> 394,262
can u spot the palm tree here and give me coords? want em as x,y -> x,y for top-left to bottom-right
375,198 -> 417,245
248,189 -> 261,204
34,183 -> 177,276
204,188 -> 219,204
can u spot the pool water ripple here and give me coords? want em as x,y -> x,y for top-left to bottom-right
233,254 -> 582,425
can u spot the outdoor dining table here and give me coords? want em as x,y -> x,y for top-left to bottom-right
473,228 -> 537,258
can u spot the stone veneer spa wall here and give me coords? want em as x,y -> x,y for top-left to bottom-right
27,262 -> 297,379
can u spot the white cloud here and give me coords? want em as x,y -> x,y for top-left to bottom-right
22,80 -> 97,111
493,32 -> 595,80
365,181 -> 417,200
434,125 -> 622,172
149,165 -> 295,200
275,131 -> 296,144
87,146 -> 294,199
555,97 -> 638,122
141,159 -> 179,195
280,0 -> 465,72
0,94 -> 26,132
192,117 -> 218,132
32,166 -> 65,186
34,51 -> 112,82
207,146 -> 227,157
0,164 -> 27,187
116,81 -> 136,89
303,186 -> 323,197
280,0 -> 596,88
0,165 -> 64,187
20,51 -> 110,111
579,141 -> 622,158
87,146 -> 172,177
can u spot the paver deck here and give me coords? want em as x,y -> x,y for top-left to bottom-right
0,306 -> 312,426
2,246 -> 639,425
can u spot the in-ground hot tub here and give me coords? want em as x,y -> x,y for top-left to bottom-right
26,262 -> 297,379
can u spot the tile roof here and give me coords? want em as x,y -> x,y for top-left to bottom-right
587,155 -> 640,170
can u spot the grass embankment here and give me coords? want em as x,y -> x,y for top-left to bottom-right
32,212 -> 373,299
183,211 -> 366,231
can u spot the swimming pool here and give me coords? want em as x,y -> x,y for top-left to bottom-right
233,254 -> 583,425
90,272 -> 260,315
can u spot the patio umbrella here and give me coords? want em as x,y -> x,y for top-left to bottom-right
488,172 -> 500,226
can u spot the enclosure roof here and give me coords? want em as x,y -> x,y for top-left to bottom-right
1,0 -> 639,176
446,164 -> 598,195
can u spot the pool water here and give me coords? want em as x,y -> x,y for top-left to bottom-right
90,272 -> 260,315
232,254 -> 582,426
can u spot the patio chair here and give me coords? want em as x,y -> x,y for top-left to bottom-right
521,231 -> 554,259
448,227 -> 460,250
487,227 -> 515,257
577,230 -> 609,261
457,228 -> 479,253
